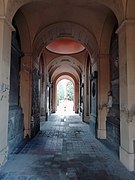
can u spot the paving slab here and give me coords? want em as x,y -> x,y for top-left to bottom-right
0,114 -> 135,180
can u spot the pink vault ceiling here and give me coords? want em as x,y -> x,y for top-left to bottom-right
46,38 -> 85,54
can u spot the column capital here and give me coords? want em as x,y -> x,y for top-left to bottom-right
0,16 -> 15,31
116,19 -> 135,34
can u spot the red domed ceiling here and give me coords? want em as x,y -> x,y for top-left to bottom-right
46,38 -> 85,54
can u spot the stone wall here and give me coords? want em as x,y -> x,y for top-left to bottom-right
106,29 -> 120,152
31,68 -> 40,137
8,29 -> 24,154
8,107 -> 24,154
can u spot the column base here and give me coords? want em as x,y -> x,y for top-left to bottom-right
83,116 -> 90,123
97,129 -> 106,139
120,146 -> 134,171
0,146 -> 8,167
89,115 -> 96,135
24,129 -> 31,138
40,108 -> 45,116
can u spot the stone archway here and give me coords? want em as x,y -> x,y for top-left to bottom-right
32,22 -> 99,62
32,22 -> 99,119
55,76 -> 75,114
48,55 -> 82,79
47,55 -> 82,114
52,73 -> 79,114
5,0 -> 124,23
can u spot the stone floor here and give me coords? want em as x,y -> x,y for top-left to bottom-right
0,114 -> 135,180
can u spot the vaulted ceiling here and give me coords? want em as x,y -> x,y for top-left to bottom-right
6,0 -> 124,82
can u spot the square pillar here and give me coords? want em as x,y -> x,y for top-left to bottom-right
20,54 -> 32,138
0,17 -> 13,166
74,83 -> 79,113
97,54 -> 110,139
117,20 -> 135,171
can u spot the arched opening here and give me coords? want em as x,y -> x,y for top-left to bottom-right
47,55 -> 82,115
56,79 -> 74,115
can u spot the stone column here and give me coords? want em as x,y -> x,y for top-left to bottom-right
97,54 -> 110,139
20,54 -> 32,138
74,82 -> 79,113
52,82 -> 56,113
40,81 -> 46,116
83,74 -> 86,117
48,82 -> 52,114
117,20 -> 135,171
46,75 -> 50,116
0,17 -> 13,166
83,73 -> 90,122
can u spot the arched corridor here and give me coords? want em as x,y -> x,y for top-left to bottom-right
0,0 -> 135,175
1,114 -> 135,179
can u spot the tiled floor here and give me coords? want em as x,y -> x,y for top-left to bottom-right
0,114 -> 135,180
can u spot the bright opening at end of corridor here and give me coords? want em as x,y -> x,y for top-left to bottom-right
56,79 -> 75,115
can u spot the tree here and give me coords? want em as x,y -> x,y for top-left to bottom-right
57,81 -> 64,105
66,80 -> 74,101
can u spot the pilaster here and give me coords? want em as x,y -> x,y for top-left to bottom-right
0,17 -> 13,166
117,19 -> 135,171
97,54 -> 110,139
20,53 -> 32,138
74,83 -> 79,113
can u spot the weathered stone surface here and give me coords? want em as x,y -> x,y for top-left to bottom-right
8,107 -> 24,154
106,117 -> 120,151
1,114 -> 135,180
8,28 -> 24,154
31,68 -> 40,137
89,72 -> 98,136
106,28 -> 120,150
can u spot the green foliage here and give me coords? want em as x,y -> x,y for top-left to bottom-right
66,80 -> 74,101
57,79 -> 74,106
57,81 -> 64,105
